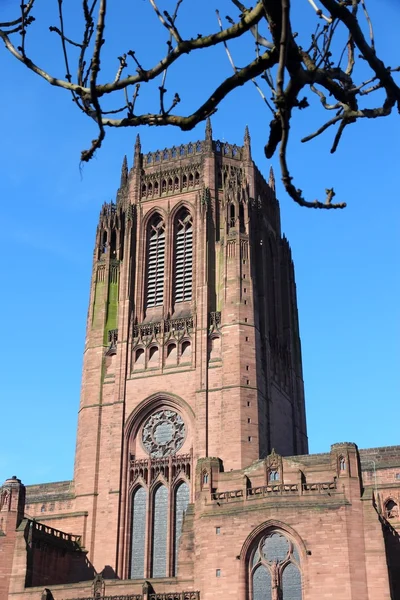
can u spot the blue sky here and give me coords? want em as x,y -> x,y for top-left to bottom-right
0,1 -> 399,485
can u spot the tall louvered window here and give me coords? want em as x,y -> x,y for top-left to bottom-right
146,216 -> 165,307
174,210 -> 193,303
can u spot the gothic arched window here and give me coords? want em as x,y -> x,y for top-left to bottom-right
151,485 -> 168,577
174,210 -> 193,303
173,481 -> 190,575
250,532 -> 302,600
146,215 -> 165,308
269,470 -> 279,482
229,203 -> 236,228
128,406 -> 191,580
130,487 -> 147,578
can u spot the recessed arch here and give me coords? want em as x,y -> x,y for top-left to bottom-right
142,206 -> 168,231
180,339 -> 192,361
240,520 -> 308,563
124,392 -> 195,443
145,213 -> 166,308
148,345 -> 159,365
174,207 -> 193,304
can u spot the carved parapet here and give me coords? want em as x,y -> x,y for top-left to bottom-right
132,316 -> 194,346
143,141 -> 204,168
214,140 -> 243,160
129,453 -> 192,487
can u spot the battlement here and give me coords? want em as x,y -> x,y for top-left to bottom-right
140,139 -> 244,171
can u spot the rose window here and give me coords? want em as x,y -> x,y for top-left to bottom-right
142,409 -> 185,457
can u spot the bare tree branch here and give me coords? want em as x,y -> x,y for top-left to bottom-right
1,0 -> 399,210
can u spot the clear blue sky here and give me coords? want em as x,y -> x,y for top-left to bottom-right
0,0 -> 399,485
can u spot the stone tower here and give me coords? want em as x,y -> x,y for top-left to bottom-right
73,121 -> 307,577
3,125 -> 398,600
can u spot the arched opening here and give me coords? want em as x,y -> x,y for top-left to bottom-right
173,481 -> 190,575
146,215 -> 165,308
339,457 -> 346,471
166,343 -> 177,365
148,346 -> 159,366
161,179 -> 167,194
168,178 -> 173,192
188,173 -> 194,187
130,487 -> 147,579
182,174 -> 187,189
252,565 -> 272,600
148,182 -> 153,196
133,348 -> 145,369
181,340 -> 191,361
154,180 -> 159,195
101,231 -> 108,255
269,470 -> 279,482
229,203 -> 236,228
174,176 -> 180,190
174,209 -> 193,303
141,184 -> 147,197
281,562 -> 302,599
248,530 -> 302,600
239,203 -> 245,233
151,485 -> 168,577
110,230 -> 117,258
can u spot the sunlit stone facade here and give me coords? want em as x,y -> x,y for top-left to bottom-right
1,123 -> 399,600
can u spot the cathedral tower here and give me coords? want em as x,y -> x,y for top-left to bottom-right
73,122 -> 308,577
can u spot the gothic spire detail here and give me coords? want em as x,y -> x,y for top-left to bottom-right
269,166 -> 276,192
243,125 -> 251,160
205,117 -> 212,141
120,155 -> 128,187
134,133 -> 141,167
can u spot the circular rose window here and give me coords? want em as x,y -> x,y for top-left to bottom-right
142,409 -> 186,457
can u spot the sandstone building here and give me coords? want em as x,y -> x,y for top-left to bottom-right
1,122 -> 399,600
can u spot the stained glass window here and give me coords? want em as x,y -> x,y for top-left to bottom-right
250,531 -> 302,600
282,563 -> 302,599
252,565 -> 272,600
130,487 -> 147,578
151,485 -> 168,577
174,482 -> 190,575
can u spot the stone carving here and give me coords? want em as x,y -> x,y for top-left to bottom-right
93,573 -> 105,599
142,410 -> 186,458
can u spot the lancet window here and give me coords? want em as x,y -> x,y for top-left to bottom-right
250,531 -> 302,600
146,215 -> 165,308
174,209 -> 193,303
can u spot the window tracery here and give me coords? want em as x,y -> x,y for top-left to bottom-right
250,532 -> 302,600
141,409 -> 186,458
129,406 -> 191,580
